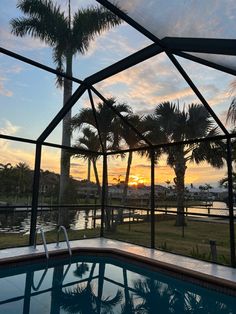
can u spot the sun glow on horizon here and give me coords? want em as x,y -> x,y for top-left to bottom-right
128,175 -> 147,186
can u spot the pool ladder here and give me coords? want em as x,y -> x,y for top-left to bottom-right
33,227 -> 49,259
56,225 -> 72,256
33,225 -> 72,259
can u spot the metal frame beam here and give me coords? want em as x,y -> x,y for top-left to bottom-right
42,141 -> 100,156
100,154 -> 107,237
0,134 -> 37,145
107,133 -> 236,156
29,143 -> 42,246
88,89 -> 105,154
175,51 -> 236,77
0,47 -> 82,84
150,148 -> 155,248
85,43 -> 163,85
0,134 -> 100,156
226,139 -> 236,267
162,37 -> 236,56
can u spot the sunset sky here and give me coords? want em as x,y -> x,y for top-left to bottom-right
0,0 -> 235,187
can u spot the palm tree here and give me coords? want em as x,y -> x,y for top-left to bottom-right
133,278 -> 175,313
11,0 -> 121,226
113,114 -> 147,224
0,163 -> 15,199
226,81 -> 236,125
71,98 -> 132,151
73,262 -> 90,278
133,276 -> 235,314
120,114 -> 146,205
147,102 -> 225,226
59,262 -> 123,314
15,162 -> 31,196
60,284 -> 122,314
73,127 -> 101,195
0,163 -> 12,170
71,98 -> 132,229
219,173 -> 236,190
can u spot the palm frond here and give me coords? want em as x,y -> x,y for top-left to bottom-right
72,5 -> 122,54
191,138 -> 226,167
72,98 -> 132,152
100,289 -> 123,312
226,98 -> 236,125
11,0 -> 68,45
187,103 -> 213,139
71,108 -> 97,130
52,46 -> 65,87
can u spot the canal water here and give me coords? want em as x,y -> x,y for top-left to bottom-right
0,207 -> 102,233
0,202 -> 234,234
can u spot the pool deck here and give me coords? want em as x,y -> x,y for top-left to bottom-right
1,237 -> 236,288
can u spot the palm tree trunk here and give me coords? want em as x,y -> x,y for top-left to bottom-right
85,159 -> 91,204
117,151 -> 132,224
59,52 -> 73,228
123,151 -> 132,204
174,159 -> 186,227
92,158 -> 101,196
87,159 -> 91,182
103,147 -> 111,231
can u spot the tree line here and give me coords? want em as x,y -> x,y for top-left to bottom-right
0,162 -> 77,203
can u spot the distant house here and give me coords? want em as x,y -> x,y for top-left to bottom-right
75,180 -> 99,199
107,184 -> 169,204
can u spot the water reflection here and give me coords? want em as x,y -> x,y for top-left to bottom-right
0,257 -> 235,314
0,202 -> 234,234
0,208 -> 102,233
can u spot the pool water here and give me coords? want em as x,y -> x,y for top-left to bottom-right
0,254 -> 235,314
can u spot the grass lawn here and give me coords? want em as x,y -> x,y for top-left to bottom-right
0,228 -> 100,250
105,217 -> 233,265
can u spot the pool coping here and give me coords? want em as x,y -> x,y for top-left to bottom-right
1,237 -> 236,295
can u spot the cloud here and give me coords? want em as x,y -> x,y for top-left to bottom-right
114,0 -> 236,39
0,120 -> 21,159
0,119 -> 20,135
133,164 -> 150,168
5,65 -> 23,74
0,120 -> 49,171
94,46 -> 233,122
95,53 -> 199,112
0,79 -> 13,97
0,27 -> 46,52
74,25 -> 137,70
106,151 -> 226,186
70,162 -> 84,167
0,64 -> 24,97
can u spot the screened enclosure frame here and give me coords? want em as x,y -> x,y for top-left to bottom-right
0,0 -> 236,266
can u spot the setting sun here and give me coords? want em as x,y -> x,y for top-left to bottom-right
128,175 -> 147,186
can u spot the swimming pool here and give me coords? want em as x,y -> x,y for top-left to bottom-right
0,253 -> 235,314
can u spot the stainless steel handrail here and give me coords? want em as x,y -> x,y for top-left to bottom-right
33,227 -> 49,259
56,225 -> 72,256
